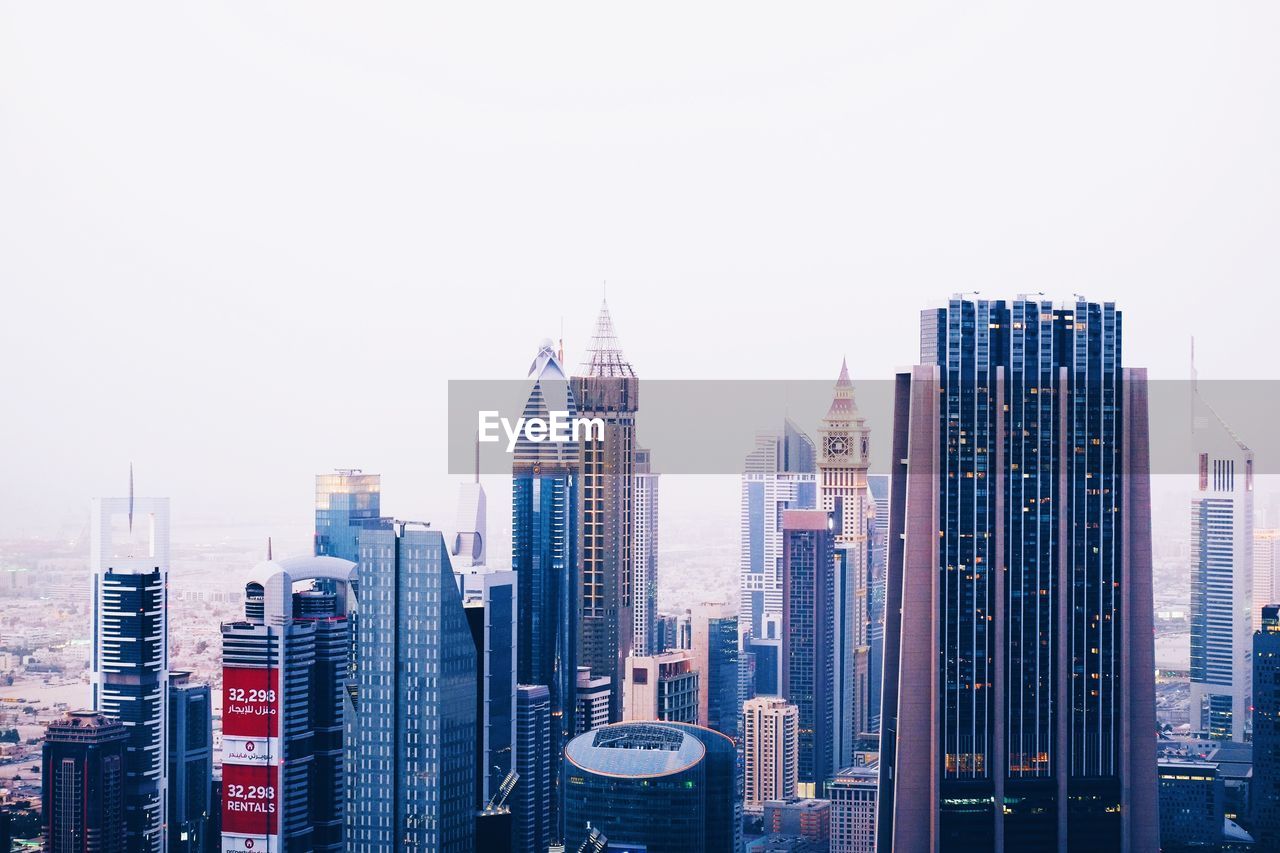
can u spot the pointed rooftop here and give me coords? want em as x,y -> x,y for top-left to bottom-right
583,299 -> 636,378
824,357 -> 860,421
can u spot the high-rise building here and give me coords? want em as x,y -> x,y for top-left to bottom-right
688,605 -> 741,737
90,491 -> 168,852
456,568 -> 517,809
654,613 -> 679,653
782,509 -> 838,791
514,684 -> 553,853
512,338 -> 581,841
452,467 -> 487,570
827,765 -> 877,853
740,422 -> 817,643
747,612 -> 784,698
350,522 -> 476,853
573,300 -> 640,723
562,721 -> 740,853
1157,759 -> 1224,852
1256,530 -> 1280,633
817,359 -> 874,765
42,711 -> 129,853
1253,604 -> 1280,848
574,667 -> 611,735
634,447 -> 659,656
166,671 -> 211,853
1190,373 -> 1254,742
865,474 -> 889,735
314,469 -> 381,563
744,696 -> 800,814
878,298 -> 1158,851
221,555 -> 356,853
623,650 -> 699,724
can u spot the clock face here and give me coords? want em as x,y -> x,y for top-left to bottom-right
825,435 -> 848,457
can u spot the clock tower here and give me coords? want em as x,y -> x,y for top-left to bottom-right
817,358 -> 873,762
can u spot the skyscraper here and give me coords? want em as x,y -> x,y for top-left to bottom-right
42,711 -> 129,853
90,490 -> 168,852
634,446 -> 659,656
623,650 -> 700,724
166,671 -> 211,853
562,721 -> 740,853
573,300 -> 640,723
740,422 -> 817,643
574,667 -> 611,735
514,684 -> 553,853
1252,604 -> 1280,848
512,338 -> 581,841
1256,529 -> 1280,632
865,474 -> 889,735
452,463 -> 487,570
314,469 -> 381,563
1190,371 -> 1254,742
457,568 -> 517,810
688,605 -> 741,738
743,696 -> 799,814
817,359 -> 874,764
878,298 -> 1158,851
221,555 -> 356,853
781,509 -> 837,791
350,522 -> 476,853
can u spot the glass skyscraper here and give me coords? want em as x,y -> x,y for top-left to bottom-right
166,671 -> 211,853
878,298 -> 1158,851
314,469 -> 381,563
514,684 -> 552,853
1252,604 -> 1280,848
350,523 -> 476,853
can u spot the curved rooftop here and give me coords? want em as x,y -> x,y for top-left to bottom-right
244,554 -> 357,588
565,722 -> 705,779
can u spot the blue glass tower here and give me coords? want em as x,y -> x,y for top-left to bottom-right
1252,605 -> 1280,847
314,470 -> 381,563
514,684 -> 552,853
349,522 -> 476,853
166,672 -> 211,853
878,298 -> 1158,851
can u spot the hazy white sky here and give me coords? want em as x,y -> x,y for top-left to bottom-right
2,3 -> 1278,543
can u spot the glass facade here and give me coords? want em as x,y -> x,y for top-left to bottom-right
350,524 -> 476,853
514,684 -> 552,853
166,674 -> 211,853
1253,606 -> 1280,848
314,470 -> 381,563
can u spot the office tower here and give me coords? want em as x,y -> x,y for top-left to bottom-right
655,613 -> 679,653
573,300 -> 640,723
744,696 -> 800,814
747,612 -> 784,697
865,474 -> 889,735
314,469 -> 381,563
817,359 -> 873,765
350,522 -> 476,853
1253,604 -> 1280,848
456,568 -> 517,809
740,421 -> 817,643
764,799 -> 831,846
166,672 -> 211,853
574,667 -> 611,735
782,509 -> 837,791
827,765 -> 878,853
878,298 -> 1158,851
221,555 -> 355,853
1157,759 -> 1224,852
562,721 -> 740,853
634,447 -> 659,655
1256,530 -> 1280,632
42,711 -> 128,853
1190,371 -> 1255,742
90,490 -> 168,852
688,605 -> 741,737
515,684 -> 553,853
623,650 -> 699,724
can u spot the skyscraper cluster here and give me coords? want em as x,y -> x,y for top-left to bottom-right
41,294 -> 1190,853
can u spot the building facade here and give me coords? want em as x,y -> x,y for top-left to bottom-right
689,609 -> 741,738
457,568 -> 517,810
634,447 -> 659,656
878,298 -> 1159,851
514,684 -> 553,853
90,493 -> 168,853
744,696 -> 799,814
574,667 -> 611,735
1253,604 -> 1280,848
624,650 -> 700,724
349,523 -> 476,853
166,671 -> 211,853
42,711 -> 129,853
827,765 -> 878,853
781,509 -> 837,791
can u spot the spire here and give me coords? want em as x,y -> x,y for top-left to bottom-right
267,536 -> 273,561
583,298 -> 636,378
824,358 -> 859,420
128,462 -> 134,533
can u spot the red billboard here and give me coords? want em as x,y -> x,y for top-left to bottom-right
222,762 -> 279,837
222,666 -> 279,739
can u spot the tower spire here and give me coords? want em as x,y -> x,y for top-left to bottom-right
128,462 -> 134,533
583,298 -> 636,378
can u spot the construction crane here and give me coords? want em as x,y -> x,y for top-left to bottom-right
576,826 -> 607,853
484,769 -> 518,813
